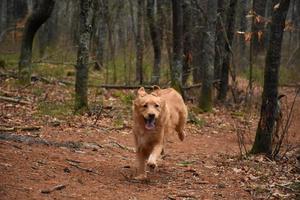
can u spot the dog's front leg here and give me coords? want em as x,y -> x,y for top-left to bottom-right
135,150 -> 147,179
147,143 -> 163,170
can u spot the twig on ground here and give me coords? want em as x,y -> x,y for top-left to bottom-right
0,95 -> 31,105
67,161 -> 100,175
109,140 -> 135,152
0,126 -> 41,132
65,158 -> 82,164
0,132 -> 102,150
41,184 -> 66,194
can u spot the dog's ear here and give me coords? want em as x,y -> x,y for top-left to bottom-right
152,85 -> 160,90
151,85 -> 161,96
137,87 -> 147,97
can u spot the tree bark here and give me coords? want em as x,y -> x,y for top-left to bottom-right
91,0 -> 106,70
238,0 -> 248,69
136,0 -> 145,84
191,1 -> 205,84
182,0 -> 192,86
171,0 -> 183,93
251,0 -> 290,156
75,0 -> 93,112
214,0 -> 226,81
147,0 -> 162,84
18,0 -> 55,84
199,0 -> 218,112
218,0 -> 237,101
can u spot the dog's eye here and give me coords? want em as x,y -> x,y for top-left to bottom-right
143,104 -> 148,108
155,104 -> 159,108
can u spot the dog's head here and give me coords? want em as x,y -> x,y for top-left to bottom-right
134,87 -> 165,130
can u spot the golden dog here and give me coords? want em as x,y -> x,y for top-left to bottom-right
132,86 -> 187,179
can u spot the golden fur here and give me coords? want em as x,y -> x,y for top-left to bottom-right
132,86 -> 188,179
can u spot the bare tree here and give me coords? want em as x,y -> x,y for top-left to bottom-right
136,0 -> 145,84
218,0 -> 237,101
251,0 -> 290,155
238,0 -> 248,69
199,0 -> 218,111
182,0 -> 192,86
75,0 -> 93,112
199,0 -> 218,112
18,0 -> 55,84
214,0 -> 226,81
171,0 -> 183,93
147,0 -> 162,84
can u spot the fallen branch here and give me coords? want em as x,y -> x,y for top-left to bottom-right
182,79 -> 220,90
0,132 -> 102,150
67,161 -> 100,175
94,84 -> 155,89
109,140 -> 135,152
41,184 -> 66,194
0,95 -> 31,105
279,83 -> 300,88
0,126 -> 41,132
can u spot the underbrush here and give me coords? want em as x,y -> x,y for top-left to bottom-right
36,100 -> 74,119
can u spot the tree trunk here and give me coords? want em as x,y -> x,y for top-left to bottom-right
147,0 -> 162,84
238,0 -> 248,69
218,0 -> 237,101
251,0 -> 290,156
136,0 -> 145,84
92,0 -> 106,70
214,0 -> 226,81
182,0 -> 192,86
75,0 -> 93,112
191,0 -> 205,84
171,0 -> 183,93
18,0 -> 55,84
199,0 -> 218,112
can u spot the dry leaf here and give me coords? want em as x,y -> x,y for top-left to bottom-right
245,32 -> 252,42
257,31 -> 263,41
273,3 -> 280,10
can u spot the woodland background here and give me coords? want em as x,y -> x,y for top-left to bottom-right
0,0 -> 299,199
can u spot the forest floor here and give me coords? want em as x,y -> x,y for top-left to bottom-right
0,71 -> 299,199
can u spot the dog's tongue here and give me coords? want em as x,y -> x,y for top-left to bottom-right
145,120 -> 155,130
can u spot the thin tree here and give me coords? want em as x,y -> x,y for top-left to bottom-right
214,0 -> 226,81
199,0 -> 218,112
238,0 -> 248,69
251,0 -> 290,156
18,0 -> 55,84
136,0 -> 145,84
147,0 -> 162,84
171,0 -> 183,93
218,0 -> 237,101
182,0 -> 192,86
191,0 -> 205,84
75,0 -> 93,112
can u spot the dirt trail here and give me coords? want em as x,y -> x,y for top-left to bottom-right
0,82 -> 299,199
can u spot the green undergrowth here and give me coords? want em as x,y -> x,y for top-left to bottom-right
241,65 -> 299,86
36,100 -> 73,119
112,90 -> 135,106
188,111 -> 205,127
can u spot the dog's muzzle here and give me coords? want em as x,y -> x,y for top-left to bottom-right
144,114 -> 156,130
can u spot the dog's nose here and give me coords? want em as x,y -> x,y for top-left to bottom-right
148,114 -> 155,119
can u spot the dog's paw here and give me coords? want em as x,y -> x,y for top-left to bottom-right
147,161 -> 157,171
178,131 -> 185,141
134,174 -> 147,181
